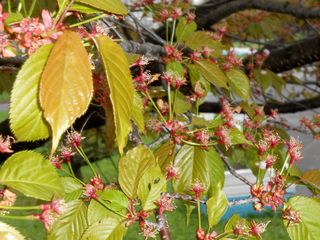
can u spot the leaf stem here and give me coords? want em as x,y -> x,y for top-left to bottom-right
197,199 -> 202,229
280,154 -> 290,175
27,0 -> 37,17
67,162 -> 76,178
8,0 -> 12,14
77,146 -> 98,177
70,14 -> 107,28
0,214 -> 35,220
144,91 -> 166,122
170,20 -> 176,45
168,85 -> 172,119
165,20 -> 169,42
0,205 -> 42,210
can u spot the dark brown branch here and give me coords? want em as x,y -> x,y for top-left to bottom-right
156,210 -> 172,240
263,36 -> 320,73
215,147 -> 253,186
196,0 -> 320,28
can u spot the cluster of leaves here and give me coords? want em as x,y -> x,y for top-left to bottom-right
0,1 -> 319,240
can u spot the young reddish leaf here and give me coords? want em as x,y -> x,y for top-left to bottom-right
207,186 -> 228,228
195,60 -> 228,89
9,44 -> 52,141
0,151 -> 63,201
118,145 -> 157,198
97,36 -> 134,154
226,69 -> 251,100
172,145 -> 210,194
39,31 -> 93,155
301,169 -> 320,190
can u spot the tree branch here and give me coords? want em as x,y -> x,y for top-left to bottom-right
263,36 -> 320,73
196,0 -> 320,28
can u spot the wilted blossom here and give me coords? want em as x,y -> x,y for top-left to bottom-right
140,221 -> 159,239
248,220 -> 269,238
282,206 -> 301,225
0,135 -> 14,153
155,194 -> 176,214
0,189 -> 17,208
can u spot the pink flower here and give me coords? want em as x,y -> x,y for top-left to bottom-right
50,155 -> 63,169
287,137 -> 303,164
60,146 -> 75,163
155,194 -> 176,214
215,126 -> 231,148
66,130 -> 85,149
0,135 -> 13,153
82,184 -> 97,200
0,4 -> 9,31
282,206 -> 301,225
90,176 -> 104,190
248,221 -> 269,238
165,165 -> 179,181
191,180 -> 205,199
41,10 -> 53,30
140,221 -> 158,239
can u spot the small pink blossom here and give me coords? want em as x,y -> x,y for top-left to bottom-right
66,130 -> 85,149
191,180 -> 205,199
155,194 -> 176,214
165,165 -> 179,181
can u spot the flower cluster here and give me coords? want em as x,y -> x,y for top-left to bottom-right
221,51 -> 243,71
162,71 -> 187,89
34,199 -> 65,230
164,120 -> 187,144
219,97 -> 234,127
82,176 -> 104,200
196,228 -> 217,240
287,137 -> 302,165
163,45 -> 183,62
191,179 -> 205,199
300,114 -> 320,140
155,194 -> 176,214
251,173 -> 286,211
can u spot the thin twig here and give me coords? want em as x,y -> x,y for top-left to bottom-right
215,147 -> 253,186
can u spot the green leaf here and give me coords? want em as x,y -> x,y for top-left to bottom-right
185,204 -> 196,226
118,145 -> 157,198
75,0 -> 128,15
173,145 -> 210,195
184,31 -> 223,57
87,199 -> 124,225
301,169 -> 320,190
49,200 -> 87,240
254,68 -> 272,91
132,92 -> 145,132
0,221 -> 25,240
230,127 -> 252,145
284,196 -> 320,240
207,148 -> 225,197
10,44 -> 52,142
176,17 -> 197,42
166,61 -> 185,77
61,177 -> 83,202
173,91 -> 191,115
98,189 -> 128,212
224,214 -> 240,232
108,223 -> 127,240
195,60 -> 228,88
4,12 -> 23,25
81,217 -> 121,240
98,36 -> 134,154
226,69 -> 251,100
207,187 -> 228,228
0,151 -> 63,201
137,166 -> 167,211
39,31 -> 93,155
154,141 -> 175,170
